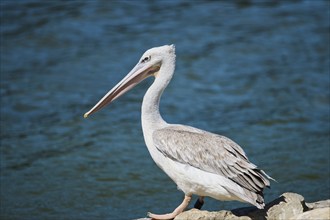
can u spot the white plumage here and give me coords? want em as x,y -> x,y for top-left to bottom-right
84,45 -> 273,220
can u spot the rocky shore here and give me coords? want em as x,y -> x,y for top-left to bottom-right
174,192 -> 329,220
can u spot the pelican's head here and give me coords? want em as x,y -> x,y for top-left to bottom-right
84,44 -> 175,118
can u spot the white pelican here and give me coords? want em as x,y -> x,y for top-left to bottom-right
84,45 -> 273,220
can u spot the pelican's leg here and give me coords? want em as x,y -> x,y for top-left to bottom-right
148,195 -> 191,220
193,196 -> 204,209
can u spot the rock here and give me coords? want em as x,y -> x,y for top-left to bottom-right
174,192 -> 330,220
292,207 -> 330,220
306,199 -> 330,209
174,209 -> 251,220
266,192 -> 306,219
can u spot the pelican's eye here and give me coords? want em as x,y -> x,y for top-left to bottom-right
141,55 -> 151,63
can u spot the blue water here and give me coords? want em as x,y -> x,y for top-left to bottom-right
1,1 -> 329,219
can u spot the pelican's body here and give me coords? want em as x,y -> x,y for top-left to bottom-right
84,45 -> 273,219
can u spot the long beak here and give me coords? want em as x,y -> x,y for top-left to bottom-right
84,61 -> 160,118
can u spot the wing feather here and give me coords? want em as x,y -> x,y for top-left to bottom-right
152,125 -> 271,197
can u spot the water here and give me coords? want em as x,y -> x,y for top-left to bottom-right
1,0 -> 329,219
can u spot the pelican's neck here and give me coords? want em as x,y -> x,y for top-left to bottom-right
141,60 -> 175,130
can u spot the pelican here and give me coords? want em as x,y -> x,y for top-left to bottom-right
84,45 -> 273,219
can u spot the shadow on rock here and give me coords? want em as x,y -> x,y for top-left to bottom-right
174,192 -> 329,220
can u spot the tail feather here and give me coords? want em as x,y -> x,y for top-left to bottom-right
226,168 -> 274,209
